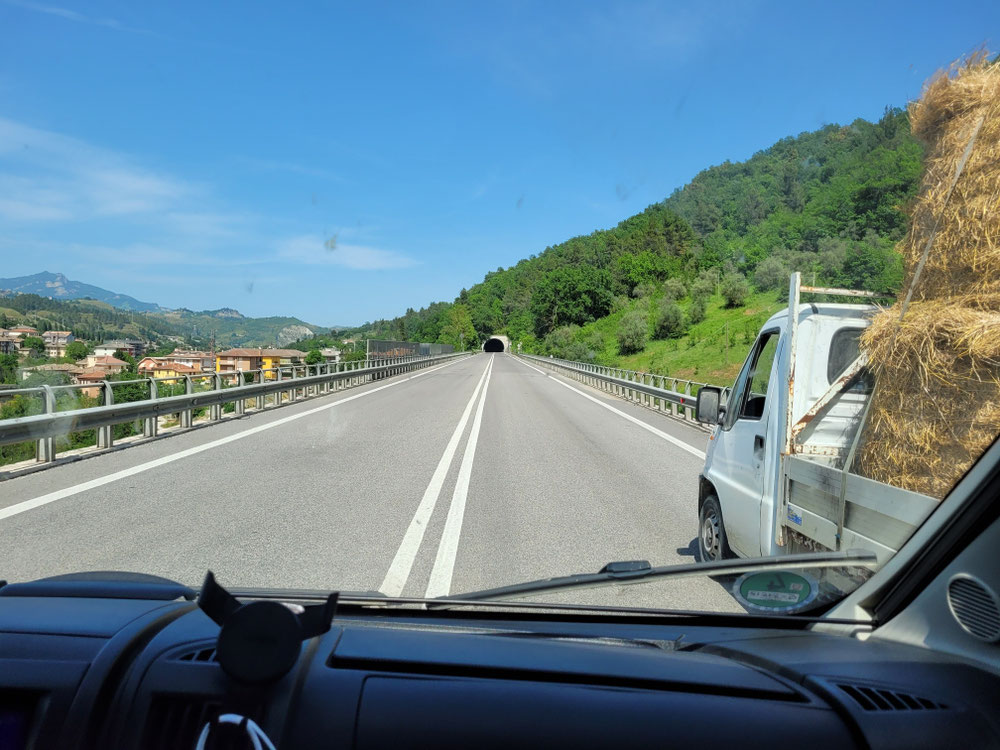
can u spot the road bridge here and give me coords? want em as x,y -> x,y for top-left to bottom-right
0,354 -> 736,612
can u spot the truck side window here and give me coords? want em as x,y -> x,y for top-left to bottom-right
828,327 -> 873,393
828,327 -> 862,383
726,330 -> 779,425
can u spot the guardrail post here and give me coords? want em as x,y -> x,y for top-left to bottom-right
144,378 -> 158,437
684,381 -> 694,421
235,374 -> 246,415
289,366 -> 297,402
211,373 -> 222,420
36,384 -> 56,462
181,375 -> 193,427
256,370 -> 265,410
98,380 -> 114,449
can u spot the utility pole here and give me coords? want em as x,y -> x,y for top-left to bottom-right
724,322 -> 729,364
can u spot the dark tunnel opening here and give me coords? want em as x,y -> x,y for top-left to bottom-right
483,338 -> 505,352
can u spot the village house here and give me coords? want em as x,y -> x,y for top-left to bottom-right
41,330 -> 74,358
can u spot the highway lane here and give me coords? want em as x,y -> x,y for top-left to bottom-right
0,353 -> 739,613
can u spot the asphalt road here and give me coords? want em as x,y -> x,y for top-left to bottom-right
0,354 -> 739,613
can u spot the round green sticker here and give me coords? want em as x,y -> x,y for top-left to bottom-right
732,570 -> 818,613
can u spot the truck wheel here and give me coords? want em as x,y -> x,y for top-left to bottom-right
698,494 -> 731,562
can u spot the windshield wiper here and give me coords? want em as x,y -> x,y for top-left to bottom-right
430,550 -> 877,607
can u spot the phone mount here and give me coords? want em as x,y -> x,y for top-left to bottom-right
197,571 -> 338,684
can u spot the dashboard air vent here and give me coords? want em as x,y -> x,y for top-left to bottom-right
141,696 -> 221,750
947,575 -> 1000,642
836,682 -> 946,712
142,695 -> 264,750
175,646 -> 218,662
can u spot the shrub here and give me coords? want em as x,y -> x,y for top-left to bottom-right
617,311 -> 647,354
632,282 -> 657,299
565,341 -> 596,362
688,296 -> 708,324
543,325 -> 578,358
721,273 -> 751,308
611,295 -> 631,313
654,300 -> 686,339
753,256 -> 789,291
662,277 -> 687,302
691,277 -> 714,302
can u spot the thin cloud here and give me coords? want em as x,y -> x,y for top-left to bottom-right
238,156 -> 346,182
2,0 -> 153,35
278,235 -> 418,270
0,116 -> 190,222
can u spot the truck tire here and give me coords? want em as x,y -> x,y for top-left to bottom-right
698,494 -> 732,562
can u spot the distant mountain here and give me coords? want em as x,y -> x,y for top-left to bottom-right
0,272 -> 327,347
0,271 -> 161,312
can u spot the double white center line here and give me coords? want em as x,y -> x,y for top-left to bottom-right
379,354 -> 495,598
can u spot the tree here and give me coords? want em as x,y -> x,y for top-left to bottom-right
543,326 -> 578,358
21,336 -> 45,358
65,340 -> 89,360
654,301 -> 686,339
721,273 -> 750,308
662,278 -> 687,302
530,267 -> 614,336
688,296 -> 708,324
691,277 -> 714,302
753,256 -> 789,291
837,231 -> 903,292
145,341 -> 177,357
437,303 -> 477,351
617,311 -> 647,354
0,353 -> 19,385
631,282 -> 657,299
305,349 -> 324,365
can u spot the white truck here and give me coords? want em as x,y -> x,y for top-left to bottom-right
694,273 -> 938,569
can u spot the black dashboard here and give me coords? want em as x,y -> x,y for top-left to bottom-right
1,579 -> 999,749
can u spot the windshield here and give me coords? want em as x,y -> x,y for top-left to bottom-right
0,4 -> 997,619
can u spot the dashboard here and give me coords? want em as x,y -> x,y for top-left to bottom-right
1,577 -> 999,749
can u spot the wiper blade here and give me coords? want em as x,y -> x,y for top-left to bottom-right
433,550 -> 878,605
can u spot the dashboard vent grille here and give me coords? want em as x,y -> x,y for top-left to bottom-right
141,696 -> 221,750
947,575 -> 1000,642
175,646 -> 218,663
142,696 -> 264,750
836,682 -> 946,712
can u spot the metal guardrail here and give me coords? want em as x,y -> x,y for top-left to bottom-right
518,353 -> 710,425
0,353 -> 469,465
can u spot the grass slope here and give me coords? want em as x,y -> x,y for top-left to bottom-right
571,290 -> 784,386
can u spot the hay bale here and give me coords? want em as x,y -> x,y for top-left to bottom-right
858,54 -> 1000,499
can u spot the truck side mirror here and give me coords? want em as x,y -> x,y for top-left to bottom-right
696,386 -> 722,424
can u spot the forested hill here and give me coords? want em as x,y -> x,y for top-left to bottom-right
354,107 -> 923,353
0,294 -> 323,348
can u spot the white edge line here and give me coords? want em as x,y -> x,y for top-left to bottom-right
424,354 -> 495,598
0,356 -> 470,523
379,355 -> 492,597
512,356 -> 706,460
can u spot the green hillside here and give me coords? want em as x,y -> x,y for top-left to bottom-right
351,107 -> 922,373
0,294 -> 323,348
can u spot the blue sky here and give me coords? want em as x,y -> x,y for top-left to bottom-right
0,1 -> 996,326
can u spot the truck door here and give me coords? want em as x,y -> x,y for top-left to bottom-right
712,329 -> 780,557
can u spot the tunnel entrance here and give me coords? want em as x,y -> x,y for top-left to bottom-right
483,338 -> 505,352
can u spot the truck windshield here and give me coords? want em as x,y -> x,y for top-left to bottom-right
0,7 -> 996,623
